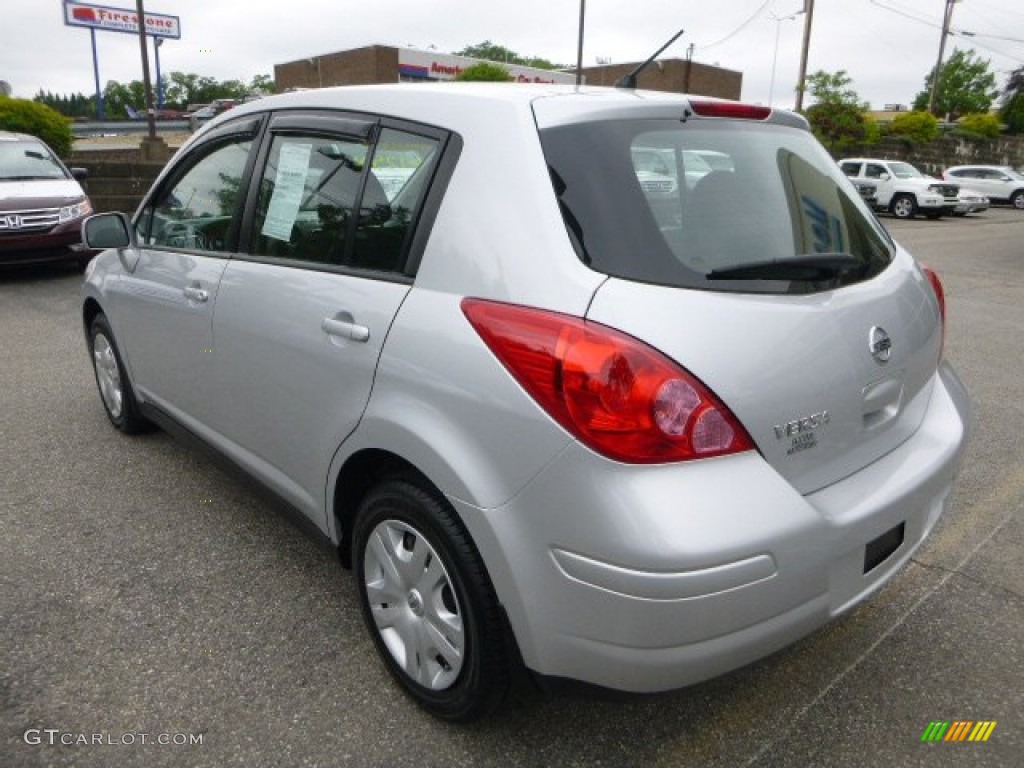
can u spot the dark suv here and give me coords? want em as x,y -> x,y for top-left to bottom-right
0,131 -> 93,267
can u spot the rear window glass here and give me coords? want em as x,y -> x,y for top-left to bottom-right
541,119 -> 893,294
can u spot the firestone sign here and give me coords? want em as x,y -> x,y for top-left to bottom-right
62,0 -> 181,39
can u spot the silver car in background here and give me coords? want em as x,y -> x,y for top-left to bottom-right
81,84 -> 971,721
943,165 -> 1024,210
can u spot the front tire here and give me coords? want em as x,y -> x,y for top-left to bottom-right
890,194 -> 917,219
89,314 -> 150,434
1011,190 -> 1024,210
353,479 -> 510,721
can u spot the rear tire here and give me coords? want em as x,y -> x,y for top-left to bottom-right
88,314 -> 150,434
1011,190 -> 1024,210
890,194 -> 917,219
353,479 -> 511,721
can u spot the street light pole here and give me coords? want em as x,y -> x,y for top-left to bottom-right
154,37 -> 164,110
794,0 -> 816,111
768,9 -> 803,106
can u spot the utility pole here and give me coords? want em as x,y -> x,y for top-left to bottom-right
684,43 -> 694,93
576,0 -> 586,87
928,0 -> 958,115
794,0 -> 815,111
135,0 -> 168,161
134,0 -> 156,140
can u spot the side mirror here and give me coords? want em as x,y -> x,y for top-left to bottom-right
82,212 -> 134,250
879,173 -> 891,181
70,167 -> 89,181
83,212 -> 142,273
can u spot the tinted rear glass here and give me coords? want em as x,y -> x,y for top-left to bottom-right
541,119 -> 893,294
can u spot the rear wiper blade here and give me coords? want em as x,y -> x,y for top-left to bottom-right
706,253 -> 860,281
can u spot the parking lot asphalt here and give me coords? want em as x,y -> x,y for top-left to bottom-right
2,208 -> 1021,768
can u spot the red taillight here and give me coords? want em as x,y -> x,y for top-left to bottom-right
461,299 -> 755,464
688,100 -> 772,120
922,266 -> 946,358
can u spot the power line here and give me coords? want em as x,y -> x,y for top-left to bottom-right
697,0 -> 775,51
870,0 -> 1023,63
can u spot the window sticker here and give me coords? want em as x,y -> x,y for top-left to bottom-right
261,142 -> 312,242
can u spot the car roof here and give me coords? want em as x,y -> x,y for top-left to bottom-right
204,83 -> 808,136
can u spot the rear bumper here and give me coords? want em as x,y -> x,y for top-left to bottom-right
456,362 -> 970,692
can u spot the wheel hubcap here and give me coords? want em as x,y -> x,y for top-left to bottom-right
363,519 -> 465,690
92,333 -> 123,419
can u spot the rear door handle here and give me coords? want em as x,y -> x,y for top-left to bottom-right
183,285 -> 209,303
322,313 -> 370,343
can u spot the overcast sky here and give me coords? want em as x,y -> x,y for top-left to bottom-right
3,0 -> 1022,110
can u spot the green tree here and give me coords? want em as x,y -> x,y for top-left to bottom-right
0,96 -> 74,156
162,72 -> 246,110
912,49 -> 998,120
888,111 -> 940,143
249,74 -> 277,95
102,79 -> 147,117
454,41 -> 564,70
801,70 -> 874,149
454,62 -> 513,82
999,65 -> 1024,134
34,89 -> 95,118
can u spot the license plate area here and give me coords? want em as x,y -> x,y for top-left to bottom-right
864,522 -> 905,574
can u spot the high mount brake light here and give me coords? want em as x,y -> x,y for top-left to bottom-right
688,100 -> 772,120
461,299 -> 755,464
922,266 -> 946,359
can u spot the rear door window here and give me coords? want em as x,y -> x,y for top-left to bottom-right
252,134 -> 368,264
248,124 -> 442,274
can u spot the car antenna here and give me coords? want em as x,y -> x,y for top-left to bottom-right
614,29 -> 685,89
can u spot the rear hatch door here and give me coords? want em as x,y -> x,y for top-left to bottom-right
586,257 -> 942,495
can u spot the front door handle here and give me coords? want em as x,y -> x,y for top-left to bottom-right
322,313 -> 370,343
183,285 -> 209,303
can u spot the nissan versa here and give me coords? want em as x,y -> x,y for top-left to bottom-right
80,84 -> 971,721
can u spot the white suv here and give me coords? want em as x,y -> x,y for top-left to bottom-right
942,165 -> 1024,210
839,158 -> 959,219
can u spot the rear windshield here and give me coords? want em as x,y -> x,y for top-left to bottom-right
541,119 -> 893,294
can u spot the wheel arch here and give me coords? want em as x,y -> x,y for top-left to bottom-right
331,448 -> 437,569
83,297 -> 104,336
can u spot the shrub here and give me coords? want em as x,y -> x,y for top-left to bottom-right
957,112 -> 1002,138
862,114 -> 882,144
805,102 -> 873,150
0,96 -> 74,157
888,111 -> 940,143
454,62 -> 512,82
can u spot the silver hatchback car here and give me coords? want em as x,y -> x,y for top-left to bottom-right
81,84 -> 970,720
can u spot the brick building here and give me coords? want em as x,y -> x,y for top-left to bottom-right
275,45 -> 577,90
275,45 -> 741,100
576,60 -> 742,99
